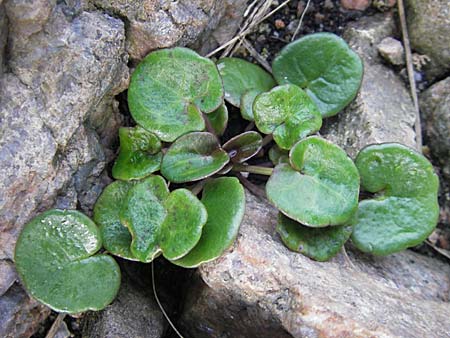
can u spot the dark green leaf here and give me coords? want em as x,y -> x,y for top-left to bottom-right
14,210 -> 120,313
217,57 -> 275,107
172,177 -> 245,268
112,126 -> 162,181
161,132 -> 230,183
351,143 -> 439,255
240,89 -> 261,121
266,137 -> 359,227
222,131 -> 263,163
272,33 -> 363,118
253,84 -> 322,149
128,47 -> 223,141
277,213 -> 352,261
206,104 -> 228,136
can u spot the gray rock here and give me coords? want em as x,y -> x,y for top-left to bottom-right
377,37 -> 405,66
54,321 -> 71,338
322,13 -> 417,157
405,0 -> 450,81
82,271 -> 165,338
420,77 -> 450,179
0,1 -> 7,74
0,260 -> 16,297
180,191 -> 450,338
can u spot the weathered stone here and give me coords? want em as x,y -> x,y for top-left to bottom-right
180,191 -> 450,338
377,37 -> 405,66
405,0 -> 450,81
91,0 -> 247,61
0,1 -> 7,74
322,13 -> 416,157
340,0 -> 371,11
0,260 -> 16,296
0,283 -> 51,338
420,77 -> 450,179
54,321 -> 71,338
82,268 -> 165,338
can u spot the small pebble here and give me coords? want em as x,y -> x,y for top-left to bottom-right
275,19 -> 286,29
340,0 -> 371,11
377,37 -> 405,66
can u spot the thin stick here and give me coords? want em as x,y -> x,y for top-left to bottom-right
232,163 -> 274,176
206,0 -> 291,58
236,172 -> 267,198
291,0 -> 311,41
397,0 -> 422,152
45,313 -> 66,338
242,39 -> 272,72
341,246 -> 356,269
425,240 -> 450,260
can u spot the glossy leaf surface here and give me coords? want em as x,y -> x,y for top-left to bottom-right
128,47 -> 223,141
277,213 -> 352,261
206,104 -> 228,136
266,137 -> 359,227
161,132 -> 229,183
15,210 -> 120,313
240,89 -> 261,121
253,84 -> 322,149
112,126 -> 162,181
222,131 -> 263,163
351,143 -> 439,255
272,33 -> 363,118
120,176 -> 169,262
217,57 -> 275,107
94,180 -> 137,260
172,177 -> 245,268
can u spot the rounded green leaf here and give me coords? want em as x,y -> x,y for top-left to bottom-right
120,176 -> 169,262
217,57 -> 275,107
277,213 -> 352,261
272,33 -> 363,118
160,189 -> 207,260
14,210 -> 121,313
128,47 -> 223,141
94,180 -> 138,261
222,131 -> 263,163
266,137 -> 359,227
240,89 -> 261,121
161,132 -> 230,183
268,144 -> 289,165
206,104 -> 228,136
253,84 -> 322,150
351,143 -> 439,255
112,126 -> 162,181
172,177 -> 245,268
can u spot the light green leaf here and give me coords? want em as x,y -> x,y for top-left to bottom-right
206,104 -> 228,136
240,89 -> 262,121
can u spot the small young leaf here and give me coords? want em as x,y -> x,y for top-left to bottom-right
172,177 -> 245,268
120,176 -> 169,262
94,180 -> 138,261
266,137 -> 359,227
161,132 -> 230,183
128,47 -> 223,141
253,84 -> 322,150
272,33 -> 363,118
14,210 -> 121,313
159,189 -> 208,260
206,104 -> 228,136
222,131 -> 263,163
277,213 -> 352,261
268,144 -> 289,165
112,126 -> 162,181
351,143 -> 439,255
240,89 -> 262,121
217,57 -> 275,107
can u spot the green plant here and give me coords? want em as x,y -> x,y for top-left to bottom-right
14,33 -> 439,314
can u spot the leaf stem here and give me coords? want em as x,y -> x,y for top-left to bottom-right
232,164 -> 273,176
235,173 -> 266,199
262,134 -> 273,147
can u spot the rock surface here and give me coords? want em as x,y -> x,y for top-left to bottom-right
405,0 -> 450,81
420,77 -> 450,179
340,0 -> 371,11
180,191 -> 450,338
322,13 -> 417,157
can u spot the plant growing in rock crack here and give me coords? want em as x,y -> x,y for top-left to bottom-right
14,33 -> 439,317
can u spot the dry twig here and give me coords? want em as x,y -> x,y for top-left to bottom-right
291,0 -> 311,41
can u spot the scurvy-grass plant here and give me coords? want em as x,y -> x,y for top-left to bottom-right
14,33 -> 439,313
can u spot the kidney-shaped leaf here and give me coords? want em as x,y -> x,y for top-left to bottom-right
206,104 -> 228,136
240,89 -> 262,121
277,213 -> 352,261
268,144 -> 289,165
172,177 -> 245,268
222,131 -> 263,163
217,57 -> 275,107
351,143 -> 439,255
94,180 -> 138,261
272,33 -> 363,118
128,47 -> 223,142
161,132 -> 230,183
266,137 -> 359,227
112,126 -> 162,181
253,84 -> 322,150
14,210 -> 121,313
